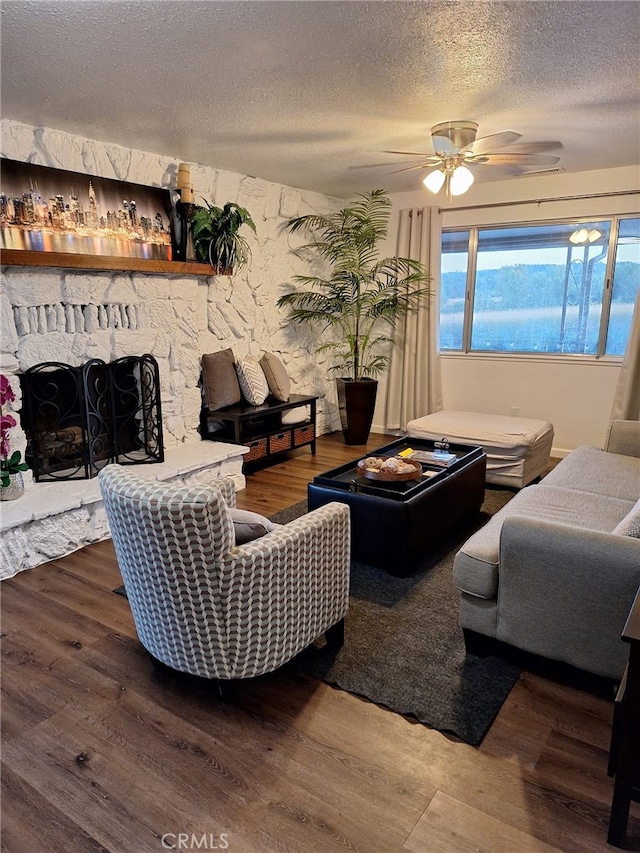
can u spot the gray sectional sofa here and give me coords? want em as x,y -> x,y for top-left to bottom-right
453,420 -> 640,681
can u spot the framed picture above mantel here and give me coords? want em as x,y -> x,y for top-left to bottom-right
0,158 -> 176,264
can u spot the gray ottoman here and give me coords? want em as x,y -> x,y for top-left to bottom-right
406,410 -> 554,488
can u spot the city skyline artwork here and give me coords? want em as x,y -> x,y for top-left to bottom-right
0,159 -> 174,261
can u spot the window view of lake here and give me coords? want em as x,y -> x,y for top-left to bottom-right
441,218 -> 640,357
441,261 -> 638,355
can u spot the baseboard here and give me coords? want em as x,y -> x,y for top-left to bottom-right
550,446 -> 572,459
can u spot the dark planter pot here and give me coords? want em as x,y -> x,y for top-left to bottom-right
336,377 -> 378,445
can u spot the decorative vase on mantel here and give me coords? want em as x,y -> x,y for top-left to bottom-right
0,471 -> 25,501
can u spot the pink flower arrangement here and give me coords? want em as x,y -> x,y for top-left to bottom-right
0,374 -> 29,487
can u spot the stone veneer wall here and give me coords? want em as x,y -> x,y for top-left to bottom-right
0,118 -> 344,467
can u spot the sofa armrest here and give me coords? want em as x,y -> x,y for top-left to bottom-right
605,420 -> 640,458
498,516 -> 640,679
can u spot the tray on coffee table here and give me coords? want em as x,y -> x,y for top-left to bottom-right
312,436 -> 483,501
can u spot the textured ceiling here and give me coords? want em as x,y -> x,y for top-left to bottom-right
2,0 -> 639,198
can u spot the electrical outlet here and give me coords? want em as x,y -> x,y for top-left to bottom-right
511,406 -> 520,417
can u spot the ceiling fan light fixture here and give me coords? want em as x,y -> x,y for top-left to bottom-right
423,168 -> 446,193
449,165 -> 475,195
363,119 -> 562,194
431,120 -> 479,154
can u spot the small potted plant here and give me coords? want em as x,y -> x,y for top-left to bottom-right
190,200 -> 256,274
0,375 -> 29,500
277,189 -> 431,444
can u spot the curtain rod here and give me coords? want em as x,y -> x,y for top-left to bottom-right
438,188 -> 640,215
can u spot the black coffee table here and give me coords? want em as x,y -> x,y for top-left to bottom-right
308,436 -> 486,576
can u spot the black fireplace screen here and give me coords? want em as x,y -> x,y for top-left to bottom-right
20,354 -> 164,481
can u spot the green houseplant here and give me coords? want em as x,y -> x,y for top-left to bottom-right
277,189 -> 431,444
190,200 -> 256,273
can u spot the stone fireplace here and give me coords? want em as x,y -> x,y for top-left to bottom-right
0,264 -> 250,580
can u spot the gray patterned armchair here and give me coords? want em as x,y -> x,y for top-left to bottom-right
99,464 -> 351,680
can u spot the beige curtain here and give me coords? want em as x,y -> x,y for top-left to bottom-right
384,207 -> 443,431
610,289 -> 640,421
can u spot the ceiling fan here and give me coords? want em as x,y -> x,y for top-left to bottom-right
356,120 -> 562,199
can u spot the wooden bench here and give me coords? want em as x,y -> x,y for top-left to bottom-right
200,393 -> 319,466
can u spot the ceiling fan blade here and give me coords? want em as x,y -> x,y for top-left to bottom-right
477,153 -> 562,166
382,149 -> 439,158
388,162 -> 438,174
470,163 -> 525,176
463,131 -> 521,155
498,141 -> 563,154
430,137 -> 459,156
348,160 -> 432,171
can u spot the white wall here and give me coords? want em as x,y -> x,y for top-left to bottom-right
376,165 -> 640,453
439,354 -> 621,455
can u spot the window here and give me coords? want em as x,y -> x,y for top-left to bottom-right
440,216 -> 640,356
440,230 -> 469,351
607,218 -> 640,356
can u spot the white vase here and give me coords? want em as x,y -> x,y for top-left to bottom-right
0,472 -> 25,501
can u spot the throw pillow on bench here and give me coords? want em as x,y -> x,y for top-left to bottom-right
201,350 -> 292,409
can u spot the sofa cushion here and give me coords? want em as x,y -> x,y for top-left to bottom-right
543,445 -> 640,502
229,508 -> 280,545
612,498 -> 640,538
605,420 -> 640,457
201,349 -> 242,411
260,352 -> 291,402
235,357 -> 270,406
453,484 -> 635,599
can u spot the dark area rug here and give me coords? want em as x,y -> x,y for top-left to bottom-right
113,487 -> 519,745
274,488 -> 520,746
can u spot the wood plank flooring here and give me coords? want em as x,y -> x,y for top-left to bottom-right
2,431 -> 639,853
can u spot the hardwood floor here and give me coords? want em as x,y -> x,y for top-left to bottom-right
2,431 -> 639,853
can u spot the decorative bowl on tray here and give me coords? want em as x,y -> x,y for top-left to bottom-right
357,456 -> 423,482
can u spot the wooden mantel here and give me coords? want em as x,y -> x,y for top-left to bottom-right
0,249 -> 224,276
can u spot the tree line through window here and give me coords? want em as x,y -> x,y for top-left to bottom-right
440,216 -> 639,356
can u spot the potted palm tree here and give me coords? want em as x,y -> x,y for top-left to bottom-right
190,200 -> 256,273
277,189 -> 431,444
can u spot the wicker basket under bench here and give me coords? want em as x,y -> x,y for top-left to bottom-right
200,393 -> 318,467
